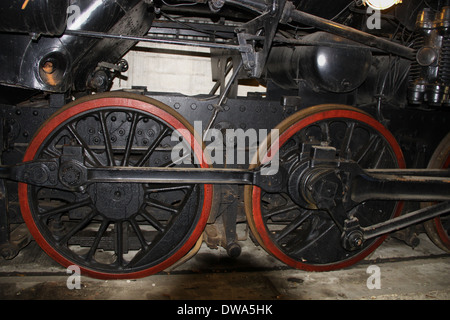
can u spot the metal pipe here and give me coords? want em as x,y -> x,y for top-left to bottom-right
64,29 -> 242,51
285,7 -> 415,59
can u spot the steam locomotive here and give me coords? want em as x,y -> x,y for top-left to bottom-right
0,0 -> 449,279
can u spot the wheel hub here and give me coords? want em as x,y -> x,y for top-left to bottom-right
287,145 -> 345,210
88,182 -> 144,220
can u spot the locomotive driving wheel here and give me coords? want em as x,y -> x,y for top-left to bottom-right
424,132 -> 450,252
19,92 -> 212,279
245,105 -> 406,271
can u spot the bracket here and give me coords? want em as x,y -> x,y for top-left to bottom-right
236,0 -> 287,78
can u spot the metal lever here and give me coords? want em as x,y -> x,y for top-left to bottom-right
342,201 -> 450,251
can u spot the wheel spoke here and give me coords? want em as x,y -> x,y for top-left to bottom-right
58,210 -> 97,245
129,217 -> 150,251
274,210 -> 313,241
290,221 -> 335,256
121,112 -> 139,166
145,198 -> 179,214
139,208 -> 165,233
99,111 -> 115,166
372,144 -> 386,169
263,203 -> 299,219
39,198 -> 92,221
136,126 -> 170,167
115,221 -> 124,267
340,121 -> 355,159
355,134 -> 379,164
86,218 -> 110,262
67,123 -> 103,166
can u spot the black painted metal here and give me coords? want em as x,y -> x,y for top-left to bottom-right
3,156 -> 450,204
266,32 -> 373,92
0,0 -> 153,92
363,201 -> 450,240
226,0 -> 414,58
0,0 -> 449,272
0,0 -> 69,36
351,170 -> 450,202
284,4 -> 415,59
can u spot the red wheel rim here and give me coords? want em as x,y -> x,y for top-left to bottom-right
433,153 -> 450,248
251,108 -> 405,271
19,94 -> 213,279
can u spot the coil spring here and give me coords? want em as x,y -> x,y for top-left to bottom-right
439,35 -> 450,85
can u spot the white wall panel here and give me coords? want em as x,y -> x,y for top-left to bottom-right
112,42 -> 265,96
